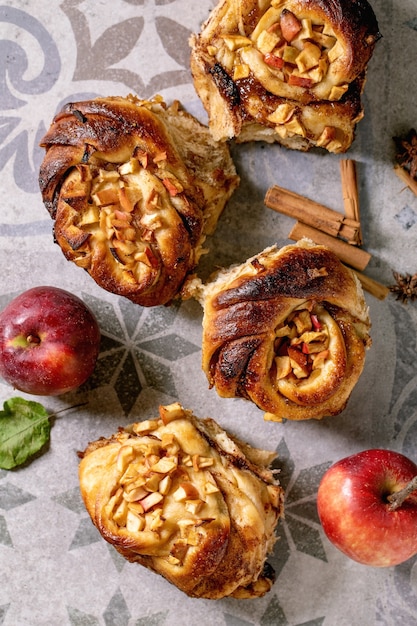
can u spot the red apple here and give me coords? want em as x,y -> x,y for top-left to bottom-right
0,286 -> 101,395
317,449 -> 417,567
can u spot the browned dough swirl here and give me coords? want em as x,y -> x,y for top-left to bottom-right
79,402 -> 284,599
192,239 -> 371,421
39,95 -> 239,306
190,0 -> 380,151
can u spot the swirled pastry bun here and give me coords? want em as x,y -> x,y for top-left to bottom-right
79,402 -> 284,599
39,95 -> 239,307
190,0 -> 380,151
191,239 -> 371,421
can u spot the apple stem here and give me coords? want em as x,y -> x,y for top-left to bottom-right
53,402 -> 88,418
26,334 -> 41,345
387,475 -> 417,511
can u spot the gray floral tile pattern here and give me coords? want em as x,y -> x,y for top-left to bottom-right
0,1 -> 417,625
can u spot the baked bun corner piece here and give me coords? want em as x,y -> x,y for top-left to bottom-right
194,239 -> 371,421
190,0 -> 380,152
39,95 -> 239,307
78,402 -> 284,599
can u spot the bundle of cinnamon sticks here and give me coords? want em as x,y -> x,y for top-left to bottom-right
264,159 -> 390,300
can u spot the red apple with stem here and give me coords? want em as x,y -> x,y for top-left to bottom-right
0,286 -> 101,396
317,449 -> 417,567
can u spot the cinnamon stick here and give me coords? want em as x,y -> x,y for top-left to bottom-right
264,185 -> 361,243
288,222 -> 371,271
339,159 -> 362,245
352,270 -> 390,301
394,164 -> 417,197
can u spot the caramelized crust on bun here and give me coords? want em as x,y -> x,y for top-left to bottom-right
39,95 -> 239,306
190,239 -> 371,421
79,403 -> 284,598
190,0 -> 380,151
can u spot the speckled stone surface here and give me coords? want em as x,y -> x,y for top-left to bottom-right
0,1 -> 416,625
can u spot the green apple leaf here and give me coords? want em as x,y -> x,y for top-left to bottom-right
0,397 -> 51,469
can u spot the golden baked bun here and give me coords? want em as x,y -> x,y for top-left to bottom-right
39,95 -> 239,307
190,239 -> 371,421
79,402 -> 284,599
190,0 -> 380,151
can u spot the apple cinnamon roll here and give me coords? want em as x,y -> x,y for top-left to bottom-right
39,95 -> 239,307
190,0 -> 380,151
78,402 -> 284,599
191,239 -> 371,421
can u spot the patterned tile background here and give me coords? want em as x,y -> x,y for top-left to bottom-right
0,1 -> 417,625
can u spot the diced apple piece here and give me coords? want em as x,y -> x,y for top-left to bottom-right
287,345 -> 310,378
287,74 -> 313,88
113,500 -> 128,525
132,419 -> 159,434
215,45 -> 235,72
275,355 -> 292,380
118,158 -> 140,175
264,52 -> 285,69
151,457 -> 178,474
281,116 -> 306,137
313,31 -> 336,49
280,9 -> 302,42
257,29 -> 281,54
153,150 -> 167,163
162,177 -> 182,196
118,185 -> 134,212
126,510 -> 145,532
301,331 -> 329,353
158,475 -> 172,496
140,491 -> 164,512
316,126 -> 336,147
297,18 -> 313,41
178,519 -> 195,537
148,509 -> 164,531
275,323 -> 292,337
327,39 -> 344,63
93,186 -> 120,206
251,7 -> 282,42
307,64 -> 326,84
173,482 -> 200,502
144,474 -> 162,493
233,63 -> 250,80
128,501 -> 145,516
77,205 -> 100,227
223,34 -> 252,51
312,349 -> 330,370
134,150 -> 148,169
296,42 -> 322,73
185,499 -> 205,515
182,454 -> 193,467
98,169 -> 120,183
159,402 -> 185,424
267,103 -> 296,125
198,457 -> 214,468
123,485 -> 148,502
281,45 -> 299,65
204,481 -> 220,495
116,445 -> 135,473
310,313 -> 322,330
293,309 -> 312,334
328,84 -> 349,101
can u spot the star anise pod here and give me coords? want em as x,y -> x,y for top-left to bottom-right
389,271 -> 417,304
393,129 -> 417,180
